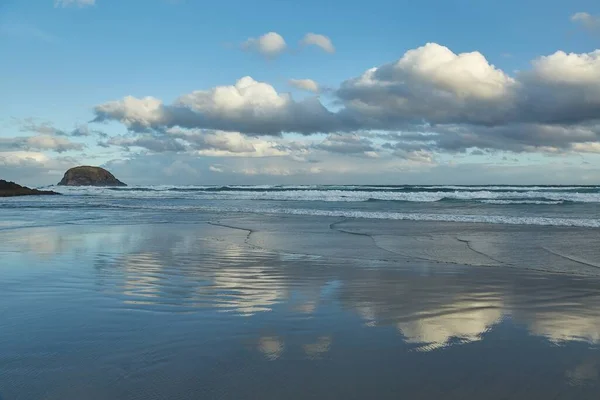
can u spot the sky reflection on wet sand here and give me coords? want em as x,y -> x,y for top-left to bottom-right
1,217 -> 599,399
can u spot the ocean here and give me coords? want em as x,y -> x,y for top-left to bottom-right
4,184 -> 600,228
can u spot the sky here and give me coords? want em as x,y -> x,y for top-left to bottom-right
1,0 -> 600,186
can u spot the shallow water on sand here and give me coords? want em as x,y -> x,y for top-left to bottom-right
1,216 -> 600,399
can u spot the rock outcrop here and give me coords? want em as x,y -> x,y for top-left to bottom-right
0,180 -> 60,197
58,166 -> 127,187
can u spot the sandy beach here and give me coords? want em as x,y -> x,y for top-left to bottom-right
1,213 -> 599,399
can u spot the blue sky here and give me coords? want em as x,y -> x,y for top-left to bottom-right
1,0 -> 600,185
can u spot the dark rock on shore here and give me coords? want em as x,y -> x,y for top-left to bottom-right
58,166 -> 127,187
0,180 -> 60,197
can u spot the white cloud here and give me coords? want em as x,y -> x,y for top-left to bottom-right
94,96 -> 165,131
94,76 -> 336,135
173,129 -> 289,157
242,32 -> 286,57
94,43 -> 600,156
338,43 -> 516,128
301,33 -> 335,53
54,0 -> 95,8
571,142 -> 600,153
571,12 -> 600,31
390,43 -> 514,99
102,127 -> 291,157
289,78 -> 320,93
529,50 -> 600,84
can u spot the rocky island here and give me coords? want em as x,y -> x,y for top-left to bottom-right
58,166 -> 127,187
0,180 -> 60,197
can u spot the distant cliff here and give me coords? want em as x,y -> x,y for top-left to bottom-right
0,180 -> 60,197
58,166 -> 127,187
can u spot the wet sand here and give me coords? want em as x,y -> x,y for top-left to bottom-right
1,214 -> 600,399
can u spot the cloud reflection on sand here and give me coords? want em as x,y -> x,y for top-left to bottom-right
396,299 -> 503,350
258,336 -> 284,361
3,221 -> 600,351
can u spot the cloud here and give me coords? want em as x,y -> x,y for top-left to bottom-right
71,123 -> 108,138
338,43 -> 516,127
19,120 -> 107,138
571,12 -> 600,31
94,43 -> 600,155
241,32 -> 286,57
0,151 -> 79,185
337,43 -> 600,152
102,128 -> 291,157
339,43 -> 600,129
170,128 -> 292,157
289,78 -> 320,93
375,123 -> 600,154
301,33 -> 335,53
0,135 -> 84,153
94,76 -> 338,135
316,134 -> 374,154
102,135 -> 188,153
0,151 -> 50,167
93,96 -> 165,132
54,0 -> 95,8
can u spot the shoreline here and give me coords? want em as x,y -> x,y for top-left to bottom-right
1,215 -> 600,398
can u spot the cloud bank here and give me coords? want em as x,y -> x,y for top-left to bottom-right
93,43 -> 600,156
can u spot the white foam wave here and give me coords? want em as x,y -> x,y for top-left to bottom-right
50,186 -> 600,203
479,200 -> 565,205
251,208 -> 600,228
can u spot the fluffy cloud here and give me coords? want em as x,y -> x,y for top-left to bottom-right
337,44 -> 600,152
571,12 -> 600,31
529,50 -> 600,84
289,78 -> 320,93
94,76 -> 337,135
93,43 -> 600,155
338,43 -> 517,127
94,96 -> 165,132
54,0 -> 95,7
242,32 -> 286,57
339,44 -> 600,129
301,33 -> 335,53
